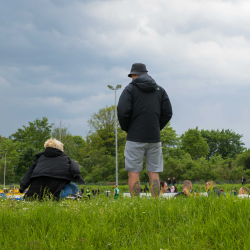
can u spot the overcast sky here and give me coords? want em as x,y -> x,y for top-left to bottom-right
1,0 -> 250,148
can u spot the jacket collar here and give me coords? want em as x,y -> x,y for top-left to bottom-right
44,147 -> 64,157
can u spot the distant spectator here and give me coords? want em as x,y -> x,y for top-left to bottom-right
86,188 -> 91,199
231,187 -> 237,196
113,185 -> 119,199
160,181 -> 168,195
174,186 -> 178,192
92,188 -> 96,199
172,177 -> 176,186
171,186 -> 175,193
144,185 -> 149,193
241,176 -> 246,185
167,178 -> 171,187
238,187 -> 250,198
4,188 -> 8,194
106,190 -> 110,197
206,181 -> 221,197
97,189 -> 100,198
81,186 -> 84,195
175,180 -> 192,197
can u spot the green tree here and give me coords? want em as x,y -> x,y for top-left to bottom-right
52,121 -> 86,160
200,129 -> 245,159
236,149 -> 250,170
0,137 -> 21,184
160,122 -> 179,155
10,117 -> 53,152
14,145 -> 38,182
180,128 -> 209,160
86,105 -> 126,156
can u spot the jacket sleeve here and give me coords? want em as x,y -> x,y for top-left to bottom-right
19,153 -> 42,193
69,158 -> 86,184
160,90 -> 173,130
117,86 -> 133,132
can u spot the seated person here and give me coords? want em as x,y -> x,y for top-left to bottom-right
174,185 -> 178,192
160,181 -> 168,195
238,187 -> 250,198
231,187 -> 237,196
170,186 -> 175,193
175,180 -> 192,197
19,138 -> 85,200
206,181 -> 221,197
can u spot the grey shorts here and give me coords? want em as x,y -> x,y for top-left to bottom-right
124,141 -> 163,172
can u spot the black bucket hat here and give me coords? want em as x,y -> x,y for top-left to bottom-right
128,63 -> 148,77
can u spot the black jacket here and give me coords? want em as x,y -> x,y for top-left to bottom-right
117,75 -> 172,142
19,147 -> 85,192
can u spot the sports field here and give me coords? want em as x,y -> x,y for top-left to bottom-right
1,193 -> 250,250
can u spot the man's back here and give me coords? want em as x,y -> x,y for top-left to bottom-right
118,74 -> 172,142
117,63 -> 172,197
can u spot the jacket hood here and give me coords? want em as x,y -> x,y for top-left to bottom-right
44,147 -> 64,157
131,75 -> 158,93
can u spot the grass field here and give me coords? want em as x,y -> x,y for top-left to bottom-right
1,193 -> 250,250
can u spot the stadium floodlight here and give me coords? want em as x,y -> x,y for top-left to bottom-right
4,149 -> 7,189
107,85 -> 115,90
107,84 -> 122,187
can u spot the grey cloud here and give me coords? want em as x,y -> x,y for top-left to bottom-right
0,0 -> 250,148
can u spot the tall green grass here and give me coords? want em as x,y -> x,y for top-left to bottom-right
1,195 -> 250,249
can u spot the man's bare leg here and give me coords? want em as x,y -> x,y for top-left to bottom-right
148,172 -> 160,197
128,171 -> 141,197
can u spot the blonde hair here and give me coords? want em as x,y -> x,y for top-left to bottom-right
241,187 -> 249,194
183,180 -> 192,189
44,138 -> 64,151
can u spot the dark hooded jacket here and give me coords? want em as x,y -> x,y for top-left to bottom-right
117,75 -> 172,142
19,147 -> 85,193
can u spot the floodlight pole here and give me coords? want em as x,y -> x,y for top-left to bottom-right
4,149 -> 7,189
107,85 -> 122,187
114,88 -> 118,188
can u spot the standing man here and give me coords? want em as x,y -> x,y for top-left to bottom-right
81,186 -> 84,195
241,176 -> 246,185
92,188 -> 95,199
113,185 -> 119,199
167,178 -> 171,187
172,177 -> 176,186
118,63 -> 173,197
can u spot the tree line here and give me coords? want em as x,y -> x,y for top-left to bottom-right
0,105 -> 250,184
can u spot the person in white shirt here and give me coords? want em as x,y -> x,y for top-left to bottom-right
238,187 -> 250,198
